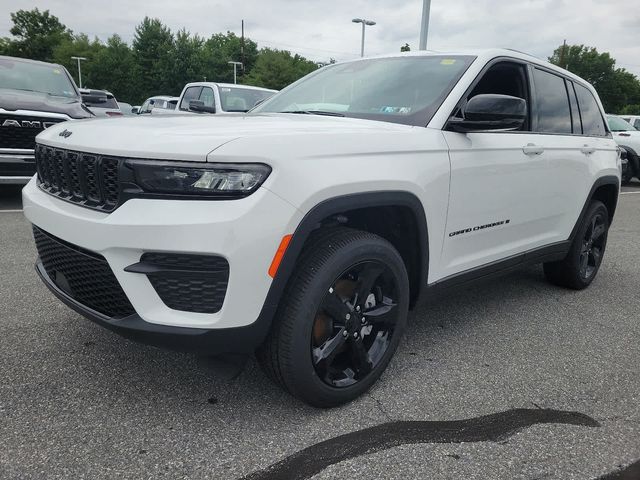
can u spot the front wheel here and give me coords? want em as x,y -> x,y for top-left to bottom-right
257,227 -> 409,408
544,201 -> 609,289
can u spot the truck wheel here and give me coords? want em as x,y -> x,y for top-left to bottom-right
543,201 -> 609,290
257,227 -> 409,408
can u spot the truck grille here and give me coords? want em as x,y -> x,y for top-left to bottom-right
0,115 -> 66,149
35,145 -> 121,212
33,226 -> 135,318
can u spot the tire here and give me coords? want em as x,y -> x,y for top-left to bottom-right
256,227 -> 410,408
543,201 -> 609,290
622,162 -> 633,185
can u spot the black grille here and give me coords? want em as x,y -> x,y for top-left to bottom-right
35,145 -> 121,212
33,226 -> 135,318
0,115 -> 65,149
140,253 -> 229,314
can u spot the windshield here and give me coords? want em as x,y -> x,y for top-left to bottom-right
253,55 -> 475,126
220,87 -> 275,112
0,57 -> 78,98
607,115 -> 637,132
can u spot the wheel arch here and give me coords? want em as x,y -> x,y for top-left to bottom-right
620,145 -> 640,177
252,191 -> 429,346
570,175 -> 620,243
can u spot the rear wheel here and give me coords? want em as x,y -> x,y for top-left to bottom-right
256,227 -> 409,408
544,201 -> 609,289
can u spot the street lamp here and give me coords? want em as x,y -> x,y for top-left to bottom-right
228,61 -> 243,84
71,56 -> 87,88
352,18 -> 376,57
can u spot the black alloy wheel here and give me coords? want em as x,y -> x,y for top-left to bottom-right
312,261 -> 400,388
578,213 -> 607,281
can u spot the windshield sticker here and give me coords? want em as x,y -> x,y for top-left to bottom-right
52,69 -> 61,74
221,88 -> 231,92
440,59 -> 457,65
380,106 -> 412,115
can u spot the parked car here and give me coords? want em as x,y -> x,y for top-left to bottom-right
176,82 -> 277,114
619,115 -> 640,129
80,89 -> 122,117
137,96 -> 179,115
0,55 -> 92,184
117,102 -> 136,115
606,114 -> 639,183
24,49 -> 620,407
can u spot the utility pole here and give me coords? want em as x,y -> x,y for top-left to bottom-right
241,20 -> 245,76
71,56 -> 87,88
352,18 -> 376,57
560,39 -> 568,70
419,0 -> 431,50
228,61 -> 243,84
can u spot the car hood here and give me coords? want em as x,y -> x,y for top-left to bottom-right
0,88 -> 90,119
35,113 -> 413,162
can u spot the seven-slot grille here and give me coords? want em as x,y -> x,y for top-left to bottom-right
33,226 -> 135,318
35,144 -> 121,212
0,115 -> 66,149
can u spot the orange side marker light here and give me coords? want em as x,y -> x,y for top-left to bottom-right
268,234 -> 293,278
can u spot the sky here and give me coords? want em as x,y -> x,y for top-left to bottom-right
1,0 -> 639,76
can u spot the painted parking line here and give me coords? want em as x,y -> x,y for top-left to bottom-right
621,191 -> 640,195
0,209 -> 23,213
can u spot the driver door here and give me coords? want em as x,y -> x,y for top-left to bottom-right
440,60 -> 557,279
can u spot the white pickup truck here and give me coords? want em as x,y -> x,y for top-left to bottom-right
176,82 -> 277,114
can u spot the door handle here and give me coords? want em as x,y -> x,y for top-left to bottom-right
581,145 -> 596,155
523,143 -> 544,156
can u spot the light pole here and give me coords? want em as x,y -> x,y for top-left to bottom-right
228,61 -> 243,84
419,0 -> 431,50
71,56 -> 87,88
352,18 -> 376,57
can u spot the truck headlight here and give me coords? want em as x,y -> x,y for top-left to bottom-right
126,160 -> 271,197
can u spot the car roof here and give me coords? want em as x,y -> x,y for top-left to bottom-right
80,88 -> 115,98
146,95 -> 179,101
183,82 -> 278,93
0,54 -> 64,69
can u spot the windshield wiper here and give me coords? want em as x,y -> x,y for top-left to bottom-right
280,110 -> 345,117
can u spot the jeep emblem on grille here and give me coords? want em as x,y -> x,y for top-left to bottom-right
59,129 -> 72,138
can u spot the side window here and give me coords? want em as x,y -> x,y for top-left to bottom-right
532,68 -> 572,134
635,119 -> 640,129
567,81 -> 582,134
139,99 -> 150,114
574,84 -> 606,136
465,61 -> 530,131
199,87 -> 215,108
179,86 -> 202,111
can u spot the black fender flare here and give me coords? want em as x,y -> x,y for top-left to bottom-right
569,175 -> 620,243
621,145 -> 640,177
251,191 -> 430,345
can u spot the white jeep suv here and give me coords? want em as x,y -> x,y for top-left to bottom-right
23,50 -> 620,407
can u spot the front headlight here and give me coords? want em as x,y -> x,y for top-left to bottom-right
126,160 -> 271,197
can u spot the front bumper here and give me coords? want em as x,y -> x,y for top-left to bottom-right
0,149 -> 35,184
23,177 -> 302,352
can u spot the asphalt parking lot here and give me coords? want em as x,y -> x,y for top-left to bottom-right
1,183 -> 639,480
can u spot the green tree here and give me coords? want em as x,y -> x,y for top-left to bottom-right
0,8 -> 72,61
245,48 -> 318,90
200,32 -> 259,84
52,34 -> 104,87
132,17 -> 174,100
86,35 -> 136,102
166,29 -> 205,93
401,43 -> 411,52
549,44 -> 640,113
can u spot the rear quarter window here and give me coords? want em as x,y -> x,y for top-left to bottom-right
574,84 -> 607,136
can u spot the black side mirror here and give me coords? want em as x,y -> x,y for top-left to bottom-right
448,94 -> 526,133
131,107 -> 139,114
189,99 -> 216,114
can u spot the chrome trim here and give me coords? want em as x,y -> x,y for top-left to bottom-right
0,108 -> 71,121
0,175 -> 32,184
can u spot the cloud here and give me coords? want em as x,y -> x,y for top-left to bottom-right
0,0 -> 638,75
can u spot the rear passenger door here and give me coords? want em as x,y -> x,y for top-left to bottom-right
530,68 -> 613,242
528,67 -> 591,242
